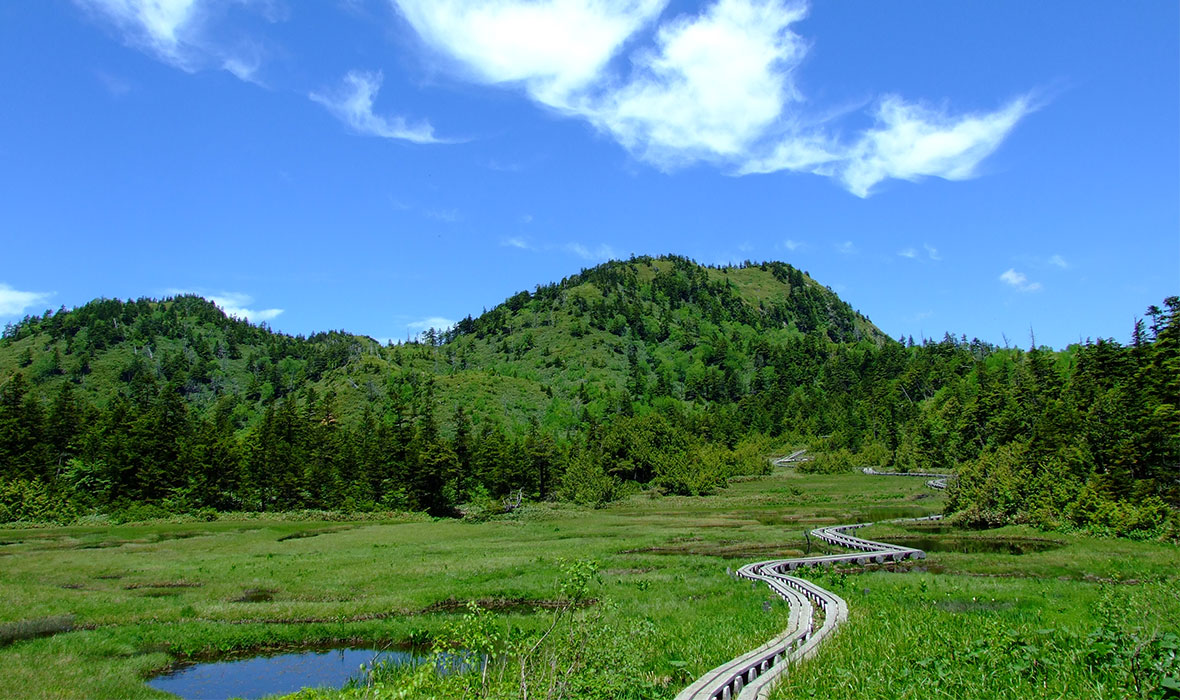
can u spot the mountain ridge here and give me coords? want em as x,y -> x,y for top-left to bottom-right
0,255 -> 887,432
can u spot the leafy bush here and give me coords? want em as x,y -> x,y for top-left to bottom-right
1067,487 -> 1177,539
800,443 -> 888,474
0,479 -> 76,524
558,453 -> 619,506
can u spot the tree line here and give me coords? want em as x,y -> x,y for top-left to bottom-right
0,258 -> 1175,537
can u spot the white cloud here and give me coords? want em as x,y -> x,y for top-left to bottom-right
502,236 -> 533,250
393,0 -> 1032,195
835,240 -> 856,255
394,0 -> 812,165
999,268 -> 1041,293
783,238 -> 804,251
78,0 -> 1034,196
310,71 -> 445,144
94,69 -> 133,96
740,134 -> 840,175
394,0 -> 667,106
79,0 -> 199,61
567,242 -> 618,261
78,0 -> 268,80
900,243 -> 941,261
0,284 -> 53,317
586,0 -> 808,165
745,94 -> 1035,197
222,54 -> 263,83
424,207 -> 461,222
486,159 -> 525,173
207,292 -> 284,322
835,95 -> 1033,197
168,289 -> 283,322
1048,254 -> 1068,269
82,0 -> 1031,196
407,316 -> 456,332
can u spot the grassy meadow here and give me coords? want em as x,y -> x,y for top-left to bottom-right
1,470 -> 1177,699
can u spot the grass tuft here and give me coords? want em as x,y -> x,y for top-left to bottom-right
0,615 -> 75,647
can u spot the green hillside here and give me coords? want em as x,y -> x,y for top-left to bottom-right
0,256 -> 1176,539
0,255 -> 883,433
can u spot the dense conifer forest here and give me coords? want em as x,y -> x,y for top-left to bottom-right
0,256 -> 1176,537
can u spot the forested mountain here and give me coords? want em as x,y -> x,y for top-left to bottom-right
0,256 -> 1176,537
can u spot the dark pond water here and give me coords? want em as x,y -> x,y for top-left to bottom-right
856,506 -> 941,522
146,647 -> 424,700
897,537 -> 1065,555
902,523 -> 960,534
902,521 -> 1005,535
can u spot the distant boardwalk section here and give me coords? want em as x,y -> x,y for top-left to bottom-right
862,466 -> 951,490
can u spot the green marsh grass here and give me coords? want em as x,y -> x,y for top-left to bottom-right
0,471 -> 1175,698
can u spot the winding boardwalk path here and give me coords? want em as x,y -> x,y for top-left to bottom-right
861,467 -> 952,490
770,450 -> 812,467
674,520 -> 934,700
676,470 -> 950,700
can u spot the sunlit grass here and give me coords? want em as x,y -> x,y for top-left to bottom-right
1,470 -> 1175,699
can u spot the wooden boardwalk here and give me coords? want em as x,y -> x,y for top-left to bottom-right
861,466 -> 951,490
675,469 -> 948,700
769,450 -> 812,467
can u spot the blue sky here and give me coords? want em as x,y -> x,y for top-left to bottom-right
0,1 -> 1176,348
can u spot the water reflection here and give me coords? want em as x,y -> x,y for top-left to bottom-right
857,506 -> 940,522
894,537 -> 1064,555
147,647 -> 421,700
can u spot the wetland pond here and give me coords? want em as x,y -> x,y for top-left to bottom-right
147,646 -> 432,700
889,536 -> 1065,555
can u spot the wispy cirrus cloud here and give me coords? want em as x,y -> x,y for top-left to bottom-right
501,236 -> 534,250
77,0 -> 270,81
999,268 -> 1041,293
310,71 -> 447,144
0,284 -> 53,317
900,243 -> 942,261
835,240 -> 856,255
1048,254 -> 1069,269
502,238 -> 618,261
783,239 -> 805,251
566,242 -> 619,262
94,69 -> 133,96
78,0 -> 200,63
424,207 -> 461,222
